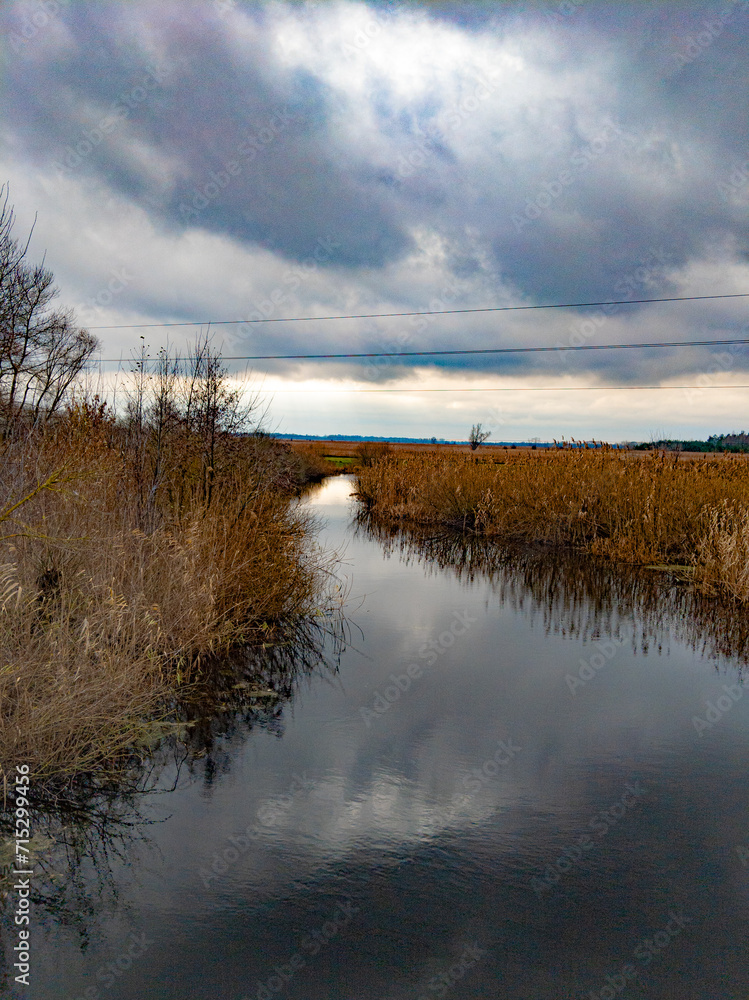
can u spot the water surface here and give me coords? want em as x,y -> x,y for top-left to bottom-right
3,474 -> 749,999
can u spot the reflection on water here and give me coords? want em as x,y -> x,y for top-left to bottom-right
1,475 -> 748,1000
0,619 -> 342,985
358,515 -> 749,672
0,753 -> 180,1000
176,619 -> 345,787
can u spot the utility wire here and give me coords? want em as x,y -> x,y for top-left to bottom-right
264,384 -> 749,393
84,291 -> 749,332
93,336 -> 749,364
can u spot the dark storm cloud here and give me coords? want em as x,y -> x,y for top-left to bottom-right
2,0 -> 412,268
416,25 -> 748,305
2,0 -> 749,387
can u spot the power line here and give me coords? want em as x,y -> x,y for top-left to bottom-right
257,384 -> 749,393
93,336 -> 749,364
84,291 -> 749,332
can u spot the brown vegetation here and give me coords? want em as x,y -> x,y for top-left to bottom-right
0,384 -> 337,783
0,188 -> 338,786
354,447 -> 749,602
354,440 -> 392,467
288,440 -> 346,479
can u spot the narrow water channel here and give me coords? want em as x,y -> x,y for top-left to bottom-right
4,474 -> 749,999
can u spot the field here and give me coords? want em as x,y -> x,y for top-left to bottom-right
288,439 -> 728,460
353,446 -> 749,603
290,439 -> 560,458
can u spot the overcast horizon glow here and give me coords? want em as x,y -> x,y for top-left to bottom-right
3,0 -> 749,441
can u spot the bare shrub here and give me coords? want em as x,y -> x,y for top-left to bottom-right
0,391 -> 337,780
468,423 -> 490,450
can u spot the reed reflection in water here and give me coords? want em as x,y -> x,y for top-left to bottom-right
357,514 -> 749,674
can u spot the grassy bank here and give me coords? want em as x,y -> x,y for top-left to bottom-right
288,439 -> 392,470
354,448 -> 749,602
0,403 -> 338,782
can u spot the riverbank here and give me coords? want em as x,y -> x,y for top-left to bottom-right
354,447 -> 749,603
0,405 -> 339,783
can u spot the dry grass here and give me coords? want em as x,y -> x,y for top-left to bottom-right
354,447 -> 749,602
354,441 -> 392,467
0,409 -> 336,781
697,501 -> 749,603
289,441 -> 343,480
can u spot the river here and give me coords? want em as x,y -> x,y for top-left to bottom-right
3,474 -> 749,999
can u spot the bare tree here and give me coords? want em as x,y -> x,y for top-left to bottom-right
468,423 -> 491,451
121,338 -> 183,526
0,185 -> 98,431
180,331 -> 264,504
121,332 -> 266,517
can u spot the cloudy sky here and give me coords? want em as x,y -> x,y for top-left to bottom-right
2,0 -> 749,441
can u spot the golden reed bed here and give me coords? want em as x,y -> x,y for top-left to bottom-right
354,447 -> 749,603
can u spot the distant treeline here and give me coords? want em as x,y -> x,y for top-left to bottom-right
274,433 -> 462,444
635,433 -> 749,453
273,433 -> 554,446
278,432 -> 749,452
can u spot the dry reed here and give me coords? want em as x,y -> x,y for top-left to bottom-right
0,407 -> 336,781
354,447 -> 749,602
